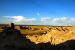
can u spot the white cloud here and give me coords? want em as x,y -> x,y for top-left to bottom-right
40,17 -> 75,26
41,17 -> 51,21
3,16 -> 36,24
11,16 -> 24,22
24,18 -> 36,21
1,16 -> 75,26
52,17 -> 75,23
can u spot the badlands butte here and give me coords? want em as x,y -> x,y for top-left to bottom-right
15,25 -> 75,45
1,24 -> 75,45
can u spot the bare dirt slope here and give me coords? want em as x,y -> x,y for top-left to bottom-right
1,25 -> 75,45
22,26 -> 75,45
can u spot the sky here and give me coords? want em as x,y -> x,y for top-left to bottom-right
0,0 -> 75,26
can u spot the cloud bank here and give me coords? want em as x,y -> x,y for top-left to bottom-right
0,16 -> 75,26
40,17 -> 75,26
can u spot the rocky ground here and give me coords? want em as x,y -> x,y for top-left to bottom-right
0,26 -> 75,50
25,26 -> 75,45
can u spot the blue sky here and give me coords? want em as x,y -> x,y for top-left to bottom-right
0,0 -> 75,25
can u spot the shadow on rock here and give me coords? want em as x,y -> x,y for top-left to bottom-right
56,40 -> 75,50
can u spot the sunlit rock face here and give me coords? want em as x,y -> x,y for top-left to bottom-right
26,26 -> 75,45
